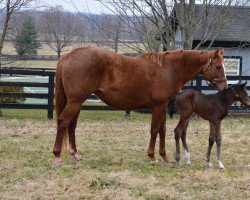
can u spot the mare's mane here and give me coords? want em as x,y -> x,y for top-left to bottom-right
139,50 -> 206,69
139,52 -> 167,67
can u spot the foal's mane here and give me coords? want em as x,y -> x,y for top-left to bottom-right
216,85 -> 238,98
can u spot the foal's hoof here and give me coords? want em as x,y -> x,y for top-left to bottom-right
150,160 -> 159,164
72,153 -> 82,161
186,162 -> 191,166
54,157 -> 63,165
207,162 -> 213,169
217,161 -> 225,170
177,160 -> 182,167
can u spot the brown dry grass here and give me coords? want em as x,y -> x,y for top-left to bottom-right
0,111 -> 249,199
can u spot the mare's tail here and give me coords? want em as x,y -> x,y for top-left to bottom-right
168,96 -> 176,118
55,54 -> 69,151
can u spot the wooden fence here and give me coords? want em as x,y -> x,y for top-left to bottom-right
1,54 -> 58,61
0,67 -> 249,119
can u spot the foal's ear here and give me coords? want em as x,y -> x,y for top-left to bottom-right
241,81 -> 247,87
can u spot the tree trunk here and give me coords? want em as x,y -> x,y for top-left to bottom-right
57,50 -> 61,59
0,0 -> 11,117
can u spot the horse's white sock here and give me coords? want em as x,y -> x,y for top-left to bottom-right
184,150 -> 191,165
207,162 -> 213,168
217,160 -> 225,170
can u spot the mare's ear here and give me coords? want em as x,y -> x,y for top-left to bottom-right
220,48 -> 224,55
215,48 -> 224,56
215,49 -> 220,55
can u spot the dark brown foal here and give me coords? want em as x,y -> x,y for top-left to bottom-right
174,82 -> 250,169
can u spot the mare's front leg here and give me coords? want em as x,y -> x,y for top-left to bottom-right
159,113 -> 168,162
148,104 -> 168,163
214,121 -> 225,170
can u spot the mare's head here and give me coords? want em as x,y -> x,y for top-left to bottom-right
201,49 -> 228,90
231,82 -> 250,107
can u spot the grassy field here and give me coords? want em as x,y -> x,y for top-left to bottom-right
0,41 -> 142,69
0,109 -> 249,199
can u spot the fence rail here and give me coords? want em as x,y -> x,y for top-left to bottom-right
0,67 -> 250,119
1,54 -> 58,61
0,67 -> 55,119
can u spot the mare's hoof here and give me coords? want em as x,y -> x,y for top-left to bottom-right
54,157 -> 63,165
177,160 -> 182,167
72,153 -> 82,161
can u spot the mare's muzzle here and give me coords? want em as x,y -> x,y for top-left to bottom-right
208,78 -> 228,90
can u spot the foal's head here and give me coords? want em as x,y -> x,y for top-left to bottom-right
230,82 -> 250,107
201,49 -> 228,90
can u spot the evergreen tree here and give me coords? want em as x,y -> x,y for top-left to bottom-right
13,16 -> 41,56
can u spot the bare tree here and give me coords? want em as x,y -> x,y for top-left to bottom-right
98,0 -> 176,52
98,0 -> 249,52
0,0 -> 37,64
0,0 -> 37,116
86,14 -> 124,52
39,6 -> 85,58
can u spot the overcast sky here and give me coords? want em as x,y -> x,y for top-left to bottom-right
42,0 -> 112,14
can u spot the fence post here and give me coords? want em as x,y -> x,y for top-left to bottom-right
47,73 -> 54,119
196,76 -> 202,92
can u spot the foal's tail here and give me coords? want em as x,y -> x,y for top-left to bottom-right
55,54 -> 69,151
168,96 -> 176,118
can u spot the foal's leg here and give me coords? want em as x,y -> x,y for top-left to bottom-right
68,109 -> 81,161
214,121 -> 225,170
181,120 -> 191,165
174,112 -> 192,166
53,100 -> 83,164
148,104 -> 168,162
206,122 -> 215,168
159,113 -> 168,162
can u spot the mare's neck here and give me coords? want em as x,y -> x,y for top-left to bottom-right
174,50 -> 210,86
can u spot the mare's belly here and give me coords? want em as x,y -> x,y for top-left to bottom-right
94,88 -> 152,110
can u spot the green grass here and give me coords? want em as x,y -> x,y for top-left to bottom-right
0,108 -> 150,121
0,110 -> 249,199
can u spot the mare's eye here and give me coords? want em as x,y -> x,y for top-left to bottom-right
216,65 -> 222,70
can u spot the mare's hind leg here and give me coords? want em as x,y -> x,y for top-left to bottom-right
53,100 -> 83,164
159,113 -> 168,162
148,103 -> 168,162
68,109 -> 81,161
181,120 -> 191,166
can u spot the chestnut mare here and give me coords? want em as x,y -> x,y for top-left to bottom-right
53,45 -> 228,164
174,82 -> 250,169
